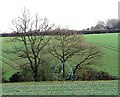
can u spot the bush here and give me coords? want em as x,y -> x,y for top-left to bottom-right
38,64 -> 54,81
9,65 -> 118,82
77,67 -> 118,80
96,71 -> 118,80
9,62 -> 54,82
9,72 -> 21,82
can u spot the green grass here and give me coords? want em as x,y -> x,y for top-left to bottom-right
85,33 -> 118,77
85,33 -> 118,48
1,37 -> 26,80
1,33 -> 119,79
1,33 -> 119,95
2,80 -> 118,95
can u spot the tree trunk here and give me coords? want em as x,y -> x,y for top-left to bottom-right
62,62 -> 65,80
33,68 -> 38,82
73,64 -> 79,76
73,68 -> 77,76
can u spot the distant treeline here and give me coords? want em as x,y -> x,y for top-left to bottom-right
80,29 -> 120,34
0,29 -> 120,37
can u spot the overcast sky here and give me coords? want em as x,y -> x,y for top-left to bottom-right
0,0 -> 119,33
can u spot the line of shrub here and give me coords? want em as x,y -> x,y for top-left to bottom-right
2,67 -> 118,82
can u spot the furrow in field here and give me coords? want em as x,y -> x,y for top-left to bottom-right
88,42 -> 118,61
2,51 -> 25,65
2,60 -> 17,70
2,56 -> 19,70
91,42 -> 119,52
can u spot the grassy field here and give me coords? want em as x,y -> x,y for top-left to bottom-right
2,80 -> 118,95
1,33 -> 119,80
85,33 -> 118,77
1,33 -> 119,95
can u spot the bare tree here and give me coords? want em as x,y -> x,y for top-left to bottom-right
48,28 -> 102,80
118,20 -> 120,29
94,20 -> 106,30
106,19 -> 118,29
11,8 -> 53,81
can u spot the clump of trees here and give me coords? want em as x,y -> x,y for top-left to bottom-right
90,19 -> 120,31
2,8 -> 118,82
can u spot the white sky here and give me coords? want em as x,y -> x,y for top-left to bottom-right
0,0 -> 119,33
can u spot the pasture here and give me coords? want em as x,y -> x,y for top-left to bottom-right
2,80 -> 118,95
1,33 -> 119,95
85,33 -> 118,77
1,33 -> 119,80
